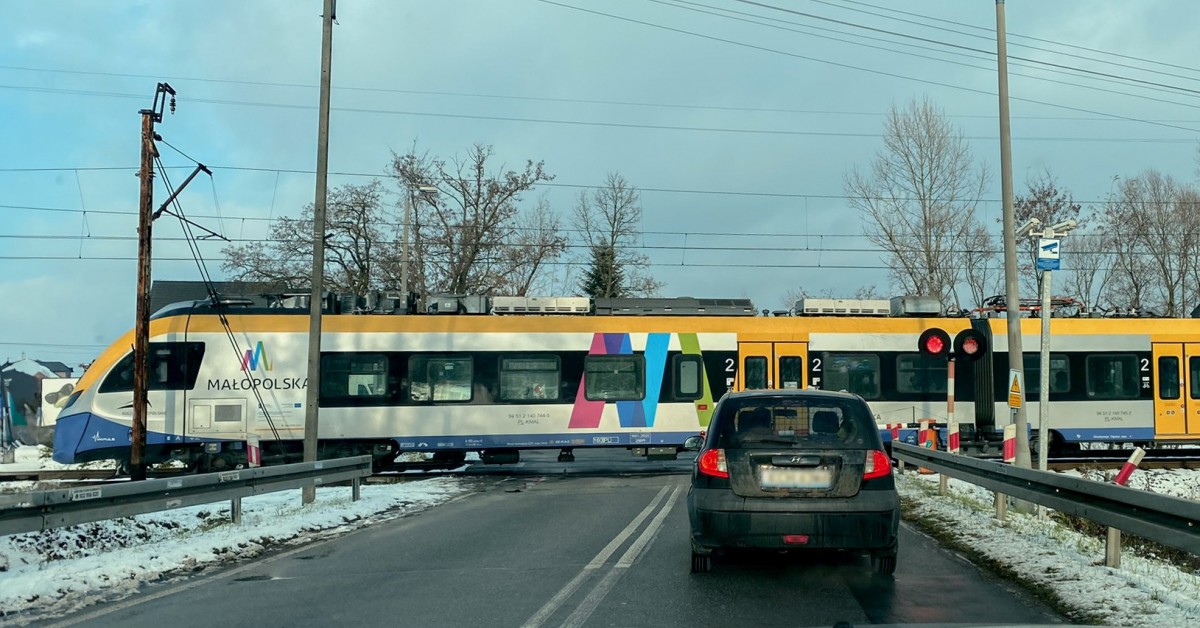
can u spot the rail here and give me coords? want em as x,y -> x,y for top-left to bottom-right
0,455 -> 372,537
891,442 -> 1200,556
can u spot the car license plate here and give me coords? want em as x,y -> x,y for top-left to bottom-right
759,467 -> 833,489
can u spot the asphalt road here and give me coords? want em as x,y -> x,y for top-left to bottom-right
49,449 -> 1066,628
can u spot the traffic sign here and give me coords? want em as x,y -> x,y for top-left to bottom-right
1007,369 -> 1023,408
1037,238 -> 1060,271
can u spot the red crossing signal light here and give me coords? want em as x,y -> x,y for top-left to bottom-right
953,329 -> 987,362
918,328 -> 951,358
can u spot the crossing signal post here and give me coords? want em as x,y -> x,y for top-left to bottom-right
919,327 -> 986,494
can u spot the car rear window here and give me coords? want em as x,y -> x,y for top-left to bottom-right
712,396 -> 876,450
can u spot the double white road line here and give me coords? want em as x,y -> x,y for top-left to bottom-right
521,484 -> 683,628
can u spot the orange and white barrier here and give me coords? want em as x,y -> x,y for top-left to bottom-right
1002,424 -> 1017,463
948,421 -> 959,454
1113,447 -> 1146,486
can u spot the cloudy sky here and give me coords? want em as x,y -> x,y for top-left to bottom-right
2,0 -> 1199,366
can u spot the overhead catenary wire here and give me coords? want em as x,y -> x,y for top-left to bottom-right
154,156 -> 290,450
728,0 -> 1200,97
833,0 -> 1200,78
654,0 -> 1200,110
534,0 -> 1200,135
4,80 -> 1200,126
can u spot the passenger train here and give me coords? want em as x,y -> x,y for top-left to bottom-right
52,294 -> 1200,470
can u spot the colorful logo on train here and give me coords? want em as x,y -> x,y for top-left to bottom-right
568,332 -> 713,429
241,341 -> 272,372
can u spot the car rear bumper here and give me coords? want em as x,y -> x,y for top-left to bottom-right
688,487 -> 899,551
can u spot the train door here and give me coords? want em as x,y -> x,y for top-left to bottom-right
736,342 -> 807,390
1188,344 -> 1200,436
1152,343 -> 1188,437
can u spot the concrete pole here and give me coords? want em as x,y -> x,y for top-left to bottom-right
996,0 -> 1031,470
1038,267 -> 1052,472
303,0 -> 335,505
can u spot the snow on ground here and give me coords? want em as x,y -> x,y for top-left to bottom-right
898,469 -> 1200,627
3,444 -> 1198,626
0,468 -> 469,620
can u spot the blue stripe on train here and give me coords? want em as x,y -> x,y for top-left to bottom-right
52,412 -> 228,464
879,426 -> 1158,445
52,411 -> 702,463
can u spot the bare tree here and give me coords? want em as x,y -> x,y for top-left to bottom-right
844,97 -> 989,308
1013,170 -> 1084,296
1106,170 -> 1200,316
390,144 -> 562,296
503,197 -> 569,295
221,181 -> 394,294
961,223 -> 1001,311
573,172 -> 663,297
1062,228 -> 1113,313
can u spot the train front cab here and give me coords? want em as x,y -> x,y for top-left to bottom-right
1151,342 -> 1200,442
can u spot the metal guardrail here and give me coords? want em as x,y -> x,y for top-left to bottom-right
0,455 -> 373,537
892,442 -> 1200,556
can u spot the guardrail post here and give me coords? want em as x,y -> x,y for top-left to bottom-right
352,476 -> 361,501
1105,528 -> 1121,568
995,491 -> 1006,522
231,497 -> 242,525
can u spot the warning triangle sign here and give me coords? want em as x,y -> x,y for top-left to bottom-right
1008,370 -> 1023,408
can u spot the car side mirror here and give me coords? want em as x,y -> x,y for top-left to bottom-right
683,435 -> 704,451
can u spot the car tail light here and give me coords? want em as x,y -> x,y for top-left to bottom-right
698,448 -> 728,478
863,450 -> 892,480
782,534 -> 810,545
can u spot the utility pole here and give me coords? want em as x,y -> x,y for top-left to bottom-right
132,82 -> 175,481
303,0 -> 335,505
995,0 -> 1031,470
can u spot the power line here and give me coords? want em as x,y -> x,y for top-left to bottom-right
3,83 -> 1199,142
835,0 -> 1200,78
0,169 -> 1187,213
534,0 -> 1200,134
0,251 -> 1164,275
4,77 -> 1200,125
655,0 -> 1200,111
730,0 -> 1200,99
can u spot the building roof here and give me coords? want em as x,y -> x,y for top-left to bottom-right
1,358 -> 59,379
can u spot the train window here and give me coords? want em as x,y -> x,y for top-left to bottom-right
584,355 -> 645,401
499,355 -> 561,401
410,355 -> 473,402
1085,354 -> 1140,399
1159,356 -> 1181,400
673,355 -> 704,400
823,354 -> 881,399
779,357 -> 803,389
321,353 -> 389,399
744,356 -> 767,389
896,354 -> 948,394
99,341 -> 205,393
1023,353 -> 1071,394
1192,357 -> 1200,400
